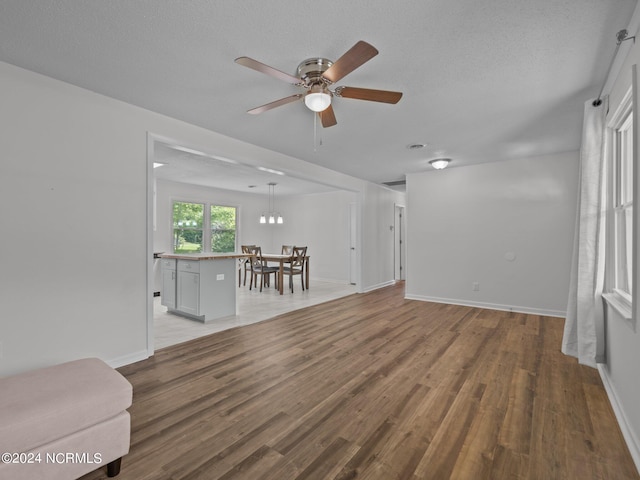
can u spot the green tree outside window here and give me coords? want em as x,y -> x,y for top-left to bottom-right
173,202 -> 204,253
211,205 -> 236,252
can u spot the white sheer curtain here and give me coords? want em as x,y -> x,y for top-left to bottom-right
562,97 -> 608,368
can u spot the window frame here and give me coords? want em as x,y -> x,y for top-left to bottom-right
171,200 -> 238,254
604,87 -> 634,321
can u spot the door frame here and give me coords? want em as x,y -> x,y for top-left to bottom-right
394,204 -> 406,281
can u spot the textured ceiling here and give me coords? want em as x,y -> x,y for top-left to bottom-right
0,0 -> 637,193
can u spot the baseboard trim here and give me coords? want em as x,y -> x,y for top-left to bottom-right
106,350 -> 150,370
403,294 -> 566,318
361,280 -> 396,293
598,364 -> 640,475
310,277 -> 352,285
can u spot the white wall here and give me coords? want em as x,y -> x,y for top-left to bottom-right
155,179 -> 357,284
269,190 -> 357,283
598,12 -> 640,469
405,151 -> 578,316
0,62 -> 151,375
0,61 -> 401,376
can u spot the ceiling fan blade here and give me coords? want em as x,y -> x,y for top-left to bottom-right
322,41 -> 378,84
319,105 -> 337,128
335,86 -> 402,104
235,56 -> 302,85
247,94 -> 303,114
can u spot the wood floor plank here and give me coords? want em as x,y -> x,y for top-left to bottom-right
79,283 -> 639,480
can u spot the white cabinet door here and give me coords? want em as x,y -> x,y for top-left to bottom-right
177,271 -> 200,316
160,259 -> 177,308
161,268 -> 176,308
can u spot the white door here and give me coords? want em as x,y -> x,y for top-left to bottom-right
349,202 -> 357,285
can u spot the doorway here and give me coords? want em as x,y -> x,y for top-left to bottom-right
146,133 -> 362,353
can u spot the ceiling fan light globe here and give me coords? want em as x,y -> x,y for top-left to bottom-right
305,92 -> 331,112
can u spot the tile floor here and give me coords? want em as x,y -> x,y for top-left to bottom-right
153,279 -> 358,349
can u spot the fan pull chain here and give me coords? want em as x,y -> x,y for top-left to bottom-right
313,114 -> 323,152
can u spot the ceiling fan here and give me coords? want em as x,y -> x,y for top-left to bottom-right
235,41 -> 402,128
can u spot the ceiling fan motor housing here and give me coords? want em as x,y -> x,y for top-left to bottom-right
297,58 -> 334,86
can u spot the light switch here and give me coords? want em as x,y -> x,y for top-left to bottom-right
216,274 -> 225,281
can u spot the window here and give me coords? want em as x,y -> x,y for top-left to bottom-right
172,201 -> 237,254
173,202 -> 204,253
605,89 -> 633,317
210,205 -> 237,252
613,111 -> 633,297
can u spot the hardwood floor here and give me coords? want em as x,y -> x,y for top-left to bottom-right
154,280 -> 358,349
81,283 -> 639,480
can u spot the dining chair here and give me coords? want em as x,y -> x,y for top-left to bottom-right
283,246 -> 307,293
248,246 -> 279,292
239,245 -> 255,287
273,245 -> 293,273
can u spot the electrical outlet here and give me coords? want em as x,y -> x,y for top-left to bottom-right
472,282 -> 480,291
216,274 -> 225,281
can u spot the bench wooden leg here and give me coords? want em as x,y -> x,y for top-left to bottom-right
107,457 -> 122,477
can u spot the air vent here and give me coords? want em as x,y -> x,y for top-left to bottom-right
407,143 -> 427,150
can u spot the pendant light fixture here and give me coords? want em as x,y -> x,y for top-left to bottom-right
259,182 -> 283,224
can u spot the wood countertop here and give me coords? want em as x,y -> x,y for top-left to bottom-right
158,252 -> 250,260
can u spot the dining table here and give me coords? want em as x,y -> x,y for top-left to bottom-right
261,253 -> 310,295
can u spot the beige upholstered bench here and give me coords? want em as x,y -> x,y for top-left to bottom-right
0,357 -> 133,479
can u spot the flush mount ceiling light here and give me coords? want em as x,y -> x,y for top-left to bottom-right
429,158 -> 451,170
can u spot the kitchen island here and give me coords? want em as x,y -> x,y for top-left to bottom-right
158,252 -> 249,322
